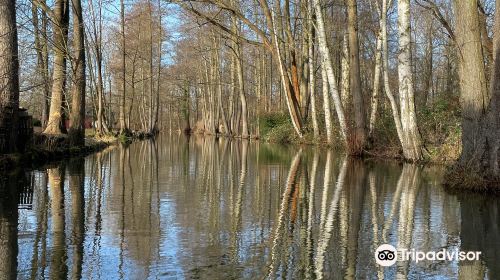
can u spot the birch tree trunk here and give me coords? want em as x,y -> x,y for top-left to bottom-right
341,33 -> 350,110
69,0 -> 86,146
312,0 -> 348,142
308,8 -> 319,138
0,0 -> 20,153
321,64 -> 333,143
259,0 -> 304,137
44,0 -> 69,135
369,34 -> 382,139
397,0 -> 423,161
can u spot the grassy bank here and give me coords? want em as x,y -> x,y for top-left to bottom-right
258,96 -> 462,165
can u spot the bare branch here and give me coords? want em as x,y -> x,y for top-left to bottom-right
415,0 -> 455,42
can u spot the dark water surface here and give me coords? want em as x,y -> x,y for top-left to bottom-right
1,134 -> 500,279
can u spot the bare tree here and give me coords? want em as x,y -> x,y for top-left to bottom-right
69,0 -> 86,146
0,0 -> 20,153
44,0 -> 70,135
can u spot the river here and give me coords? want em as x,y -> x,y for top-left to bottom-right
1,134 -> 499,279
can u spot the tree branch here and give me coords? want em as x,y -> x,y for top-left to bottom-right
415,0 -> 455,42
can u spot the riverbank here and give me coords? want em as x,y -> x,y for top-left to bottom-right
257,111 -> 461,165
0,129 -> 154,171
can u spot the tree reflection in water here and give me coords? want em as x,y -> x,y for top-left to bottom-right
3,134 -> 500,279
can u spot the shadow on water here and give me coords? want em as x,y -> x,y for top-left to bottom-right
2,133 -> 500,279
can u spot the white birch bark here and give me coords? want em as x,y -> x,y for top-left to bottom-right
308,7 -> 319,138
340,33 -> 350,110
312,0 -> 347,141
369,34 -> 382,138
321,63 -> 333,143
397,0 -> 423,160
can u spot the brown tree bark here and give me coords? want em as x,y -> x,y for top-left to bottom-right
119,0 -> 127,134
230,1 -> 249,138
454,0 -> 488,165
347,0 -> 367,155
69,0 -> 86,146
0,0 -> 20,153
44,0 -> 70,135
32,0 -> 50,129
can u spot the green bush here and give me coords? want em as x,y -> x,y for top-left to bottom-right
259,112 -> 296,143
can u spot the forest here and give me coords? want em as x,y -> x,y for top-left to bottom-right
1,0 -> 500,189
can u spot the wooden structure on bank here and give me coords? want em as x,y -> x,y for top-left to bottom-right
0,107 -> 33,153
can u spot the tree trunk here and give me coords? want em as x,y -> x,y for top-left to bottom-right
397,0 -> 423,161
424,20 -> 434,106
454,0 -> 488,164
69,0 -> 86,146
312,0 -> 348,142
321,64 -> 333,143
44,0 -> 69,135
347,0 -> 367,155
447,0 -> 500,185
119,0 -> 127,134
230,6 -> 249,138
308,8 -> 319,138
369,34 -> 382,139
154,0 -> 162,133
214,35 -> 230,135
148,0 -> 154,134
31,1 -> 50,129
340,33 -> 350,110
259,0 -> 304,137
0,0 -> 20,153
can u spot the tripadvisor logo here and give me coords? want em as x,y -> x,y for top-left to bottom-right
375,244 -> 482,267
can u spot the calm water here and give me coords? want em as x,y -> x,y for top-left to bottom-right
1,134 -> 499,279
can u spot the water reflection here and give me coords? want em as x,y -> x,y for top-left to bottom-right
0,134 -> 498,279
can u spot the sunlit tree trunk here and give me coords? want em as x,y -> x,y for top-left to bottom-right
340,33 -> 350,110
69,0 -> 86,146
32,1 -> 50,129
230,2 -> 249,138
213,34 -> 230,135
312,0 -> 348,142
397,0 -> 423,161
44,0 -> 69,135
450,0 -> 500,180
321,65 -> 333,143
369,34 -> 382,139
259,0 -> 304,137
381,0 -> 404,147
91,0 -> 109,135
308,12 -> 319,138
0,0 -> 20,153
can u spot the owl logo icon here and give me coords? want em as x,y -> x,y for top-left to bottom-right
375,244 -> 397,266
